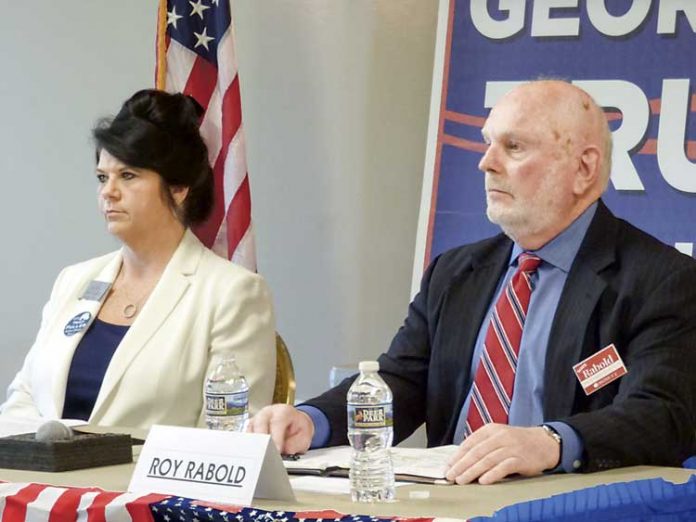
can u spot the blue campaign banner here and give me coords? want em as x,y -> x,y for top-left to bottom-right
420,0 -> 696,270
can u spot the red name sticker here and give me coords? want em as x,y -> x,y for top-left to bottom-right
572,343 -> 628,396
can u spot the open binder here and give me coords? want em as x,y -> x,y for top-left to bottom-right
283,445 -> 457,485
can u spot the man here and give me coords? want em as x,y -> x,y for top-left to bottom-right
249,80 -> 696,484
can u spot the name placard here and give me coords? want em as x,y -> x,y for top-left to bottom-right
129,425 -> 294,506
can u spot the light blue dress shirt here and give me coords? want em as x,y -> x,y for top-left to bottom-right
451,202 -> 597,471
302,202 -> 598,473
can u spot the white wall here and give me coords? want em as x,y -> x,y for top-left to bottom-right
0,1 -> 154,384
0,1 -> 437,404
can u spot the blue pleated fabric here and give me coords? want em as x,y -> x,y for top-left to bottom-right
470,476 -> 696,522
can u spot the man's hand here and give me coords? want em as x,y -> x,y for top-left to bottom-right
247,404 -> 314,455
445,424 -> 560,485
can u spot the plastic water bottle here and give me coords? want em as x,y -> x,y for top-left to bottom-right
204,356 -> 249,431
347,360 -> 395,502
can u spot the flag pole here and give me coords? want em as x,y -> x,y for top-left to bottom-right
155,0 -> 168,89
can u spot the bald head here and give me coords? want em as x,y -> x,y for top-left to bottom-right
479,80 -> 612,249
498,81 -> 612,191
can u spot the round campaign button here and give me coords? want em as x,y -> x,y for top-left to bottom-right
64,311 -> 92,337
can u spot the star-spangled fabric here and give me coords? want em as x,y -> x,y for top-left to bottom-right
0,482 -> 436,522
156,0 -> 257,270
1,478 -> 696,521
150,497 -> 429,522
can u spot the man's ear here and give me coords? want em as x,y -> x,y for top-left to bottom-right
574,146 -> 601,196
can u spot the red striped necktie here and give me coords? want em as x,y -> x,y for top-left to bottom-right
465,253 -> 542,434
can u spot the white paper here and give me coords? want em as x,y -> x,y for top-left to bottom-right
284,446 -> 352,471
289,476 -> 413,495
390,446 -> 457,479
290,476 -> 353,494
284,445 -> 458,481
0,416 -> 85,437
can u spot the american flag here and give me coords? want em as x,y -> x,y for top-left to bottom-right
156,0 -> 256,270
0,482 -> 438,522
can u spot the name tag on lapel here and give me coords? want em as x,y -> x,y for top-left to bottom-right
80,280 -> 112,302
573,343 -> 628,395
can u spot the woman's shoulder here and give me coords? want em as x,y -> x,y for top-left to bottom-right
198,247 -> 267,287
59,250 -> 119,277
52,250 -> 120,291
180,230 -> 262,280
173,231 -> 271,303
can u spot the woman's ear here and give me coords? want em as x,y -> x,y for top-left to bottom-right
170,185 -> 189,207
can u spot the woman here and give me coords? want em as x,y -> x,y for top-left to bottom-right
1,90 -> 276,428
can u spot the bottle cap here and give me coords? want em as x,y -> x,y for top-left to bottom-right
358,361 -> 379,372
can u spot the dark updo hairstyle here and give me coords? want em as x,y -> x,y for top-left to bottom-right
92,89 -> 213,226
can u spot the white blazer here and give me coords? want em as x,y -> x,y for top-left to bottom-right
1,230 -> 276,429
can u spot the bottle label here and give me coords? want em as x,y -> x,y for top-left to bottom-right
347,403 -> 393,429
205,391 -> 249,417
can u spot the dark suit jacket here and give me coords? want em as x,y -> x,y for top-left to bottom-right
306,201 -> 696,472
